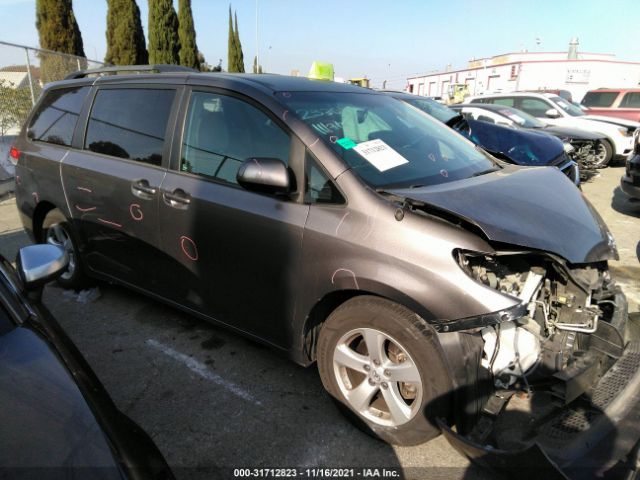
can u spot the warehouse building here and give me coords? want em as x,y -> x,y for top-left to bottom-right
406,39 -> 640,102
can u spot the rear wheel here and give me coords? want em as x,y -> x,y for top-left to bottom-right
316,296 -> 452,446
593,140 -> 613,168
42,209 -> 90,289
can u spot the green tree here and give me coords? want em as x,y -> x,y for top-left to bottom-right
0,80 -> 33,137
105,0 -> 148,65
234,12 -> 245,73
148,0 -> 180,65
36,0 -> 86,82
227,6 -> 238,72
178,0 -> 200,69
252,55 -> 263,74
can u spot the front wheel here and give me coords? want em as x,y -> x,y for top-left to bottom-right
316,296 -> 452,446
42,209 -> 90,290
592,140 -> 613,168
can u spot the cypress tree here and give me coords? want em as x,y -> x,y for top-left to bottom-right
36,0 -> 86,82
148,0 -> 180,65
234,12 -> 245,73
227,6 -> 238,72
178,0 -> 200,69
36,0 -> 85,56
105,0 -> 148,65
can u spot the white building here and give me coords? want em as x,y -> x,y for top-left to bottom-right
406,40 -> 640,102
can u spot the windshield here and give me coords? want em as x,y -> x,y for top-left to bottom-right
399,96 -> 459,124
491,106 -> 546,128
280,92 -> 495,189
551,96 -> 585,117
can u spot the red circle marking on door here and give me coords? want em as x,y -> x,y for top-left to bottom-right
180,236 -> 198,261
129,203 -> 144,221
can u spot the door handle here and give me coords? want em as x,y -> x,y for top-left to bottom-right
131,179 -> 157,199
162,188 -> 191,209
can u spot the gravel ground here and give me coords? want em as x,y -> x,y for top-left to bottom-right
0,162 -> 637,480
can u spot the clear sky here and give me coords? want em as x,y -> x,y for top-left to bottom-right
1,0 -> 639,89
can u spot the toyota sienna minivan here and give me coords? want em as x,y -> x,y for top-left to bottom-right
12,66 -> 640,478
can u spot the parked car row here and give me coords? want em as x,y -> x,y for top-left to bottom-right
9,65 -> 640,479
468,92 -> 640,165
382,91 -> 580,184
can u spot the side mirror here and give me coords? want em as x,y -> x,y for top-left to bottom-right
237,157 -> 291,194
545,108 -> 561,119
16,244 -> 68,291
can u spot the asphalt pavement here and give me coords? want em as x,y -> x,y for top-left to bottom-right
0,163 -> 638,480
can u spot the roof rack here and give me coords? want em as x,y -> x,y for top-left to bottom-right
65,64 -> 197,80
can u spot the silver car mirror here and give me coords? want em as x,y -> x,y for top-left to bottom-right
545,108 -> 561,119
16,244 -> 69,290
237,157 -> 291,195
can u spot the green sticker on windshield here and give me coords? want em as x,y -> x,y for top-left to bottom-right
336,137 -> 357,150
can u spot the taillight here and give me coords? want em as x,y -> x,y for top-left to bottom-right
9,146 -> 20,165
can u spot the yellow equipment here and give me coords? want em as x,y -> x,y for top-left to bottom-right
308,61 -> 334,81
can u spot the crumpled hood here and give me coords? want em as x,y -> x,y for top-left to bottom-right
390,165 -> 617,264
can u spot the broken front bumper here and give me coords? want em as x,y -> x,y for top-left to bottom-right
439,294 -> 640,480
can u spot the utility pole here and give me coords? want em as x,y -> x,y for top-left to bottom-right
255,0 -> 259,74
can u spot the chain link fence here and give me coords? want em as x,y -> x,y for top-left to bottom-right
0,41 -> 105,183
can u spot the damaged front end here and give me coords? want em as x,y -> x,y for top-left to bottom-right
440,251 -> 640,479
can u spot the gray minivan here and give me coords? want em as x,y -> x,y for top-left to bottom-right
12,66 -> 640,477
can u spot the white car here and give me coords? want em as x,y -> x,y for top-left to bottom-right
468,92 -> 640,166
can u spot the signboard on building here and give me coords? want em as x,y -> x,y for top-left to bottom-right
566,68 -> 591,83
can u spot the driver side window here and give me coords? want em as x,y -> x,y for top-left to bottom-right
181,91 -> 291,185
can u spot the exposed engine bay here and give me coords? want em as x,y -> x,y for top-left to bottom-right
462,252 -> 611,390
452,251 -> 639,470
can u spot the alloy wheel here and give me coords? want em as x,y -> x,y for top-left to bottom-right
332,328 -> 423,427
45,224 -> 75,281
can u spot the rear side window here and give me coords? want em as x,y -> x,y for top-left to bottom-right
620,92 -> 640,108
28,87 -> 89,146
518,98 -> 550,116
85,88 -> 175,166
492,97 -> 515,107
582,91 -> 618,107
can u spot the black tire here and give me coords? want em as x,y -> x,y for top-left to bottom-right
593,140 -> 613,168
41,209 -> 90,290
317,296 -> 453,446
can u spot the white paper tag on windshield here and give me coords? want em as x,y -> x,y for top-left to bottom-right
353,139 -> 409,172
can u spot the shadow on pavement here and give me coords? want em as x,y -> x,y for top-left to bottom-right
611,186 -> 640,219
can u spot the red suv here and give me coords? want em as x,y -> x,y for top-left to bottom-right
581,88 -> 640,122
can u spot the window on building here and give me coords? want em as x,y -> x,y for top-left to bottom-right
28,87 -> 90,146
180,91 -> 291,185
85,88 -> 176,165
408,84 -> 414,93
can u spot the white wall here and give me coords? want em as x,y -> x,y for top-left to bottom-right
407,60 -> 640,102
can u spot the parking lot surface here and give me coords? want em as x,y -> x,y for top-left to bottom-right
0,164 -> 638,480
